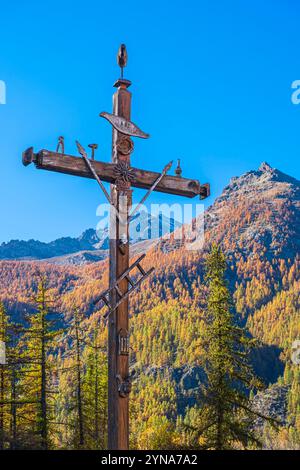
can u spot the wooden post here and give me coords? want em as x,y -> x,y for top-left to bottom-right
108,78 -> 132,450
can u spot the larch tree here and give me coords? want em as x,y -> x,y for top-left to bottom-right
72,308 -> 85,448
56,308 -> 87,449
82,325 -> 108,449
18,275 -> 61,449
0,301 -> 10,449
8,329 -> 21,450
0,302 -> 23,449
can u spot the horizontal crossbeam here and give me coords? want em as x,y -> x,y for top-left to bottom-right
23,148 -> 210,199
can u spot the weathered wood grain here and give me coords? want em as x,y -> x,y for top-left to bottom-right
109,80 -> 132,451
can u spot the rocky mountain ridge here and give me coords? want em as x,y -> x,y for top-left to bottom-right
0,212 -> 181,264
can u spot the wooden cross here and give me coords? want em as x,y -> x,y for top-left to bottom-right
22,45 -> 210,451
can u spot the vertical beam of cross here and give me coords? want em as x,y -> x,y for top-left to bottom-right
108,77 -> 132,450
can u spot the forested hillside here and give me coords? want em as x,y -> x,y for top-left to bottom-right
0,162 -> 299,449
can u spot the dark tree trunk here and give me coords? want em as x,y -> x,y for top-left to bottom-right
0,366 -> 4,450
75,318 -> 84,448
10,367 -> 17,449
94,348 -> 99,448
40,298 -> 48,450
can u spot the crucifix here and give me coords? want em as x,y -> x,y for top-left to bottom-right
22,44 -> 210,450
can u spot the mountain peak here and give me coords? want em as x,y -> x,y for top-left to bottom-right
203,161 -> 300,261
225,163 -> 299,200
78,228 -> 98,245
259,161 -> 273,172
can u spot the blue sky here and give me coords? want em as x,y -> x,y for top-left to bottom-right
0,0 -> 299,243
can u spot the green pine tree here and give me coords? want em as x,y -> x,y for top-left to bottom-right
187,244 -> 272,450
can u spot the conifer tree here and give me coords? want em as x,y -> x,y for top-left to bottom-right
0,302 -> 23,449
7,324 -> 23,450
53,314 -> 108,450
56,308 -> 87,449
188,245 -> 271,450
0,301 -> 9,449
18,275 -> 61,449
9,345 -> 19,449
73,308 -> 85,448
83,326 -> 107,449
